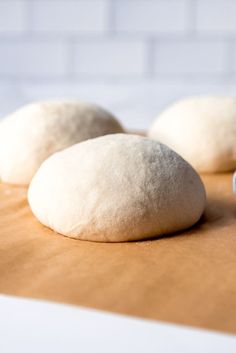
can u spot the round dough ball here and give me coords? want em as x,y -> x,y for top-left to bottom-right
0,100 -> 123,185
148,96 -> 236,173
28,134 -> 206,242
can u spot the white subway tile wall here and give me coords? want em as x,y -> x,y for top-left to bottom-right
31,1 -> 108,33
154,40 -> 228,75
195,0 -> 236,34
0,41 -> 68,77
0,1 -> 27,33
74,39 -> 147,76
0,0 -> 236,129
113,0 -> 189,33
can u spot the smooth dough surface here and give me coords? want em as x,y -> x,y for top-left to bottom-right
0,100 -> 123,185
148,96 -> 236,173
28,134 -> 206,242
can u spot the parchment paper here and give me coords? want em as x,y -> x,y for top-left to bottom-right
0,174 -> 236,334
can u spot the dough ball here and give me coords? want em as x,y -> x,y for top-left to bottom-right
148,96 -> 236,173
28,134 -> 206,242
0,100 -> 123,185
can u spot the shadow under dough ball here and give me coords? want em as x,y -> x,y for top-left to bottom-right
0,100 -> 124,185
28,134 -> 206,242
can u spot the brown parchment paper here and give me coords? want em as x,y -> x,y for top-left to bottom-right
0,174 -> 236,334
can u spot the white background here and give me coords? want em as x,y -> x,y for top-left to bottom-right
0,0 -> 236,129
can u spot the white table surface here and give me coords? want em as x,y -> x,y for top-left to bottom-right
0,294 -> 236,353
